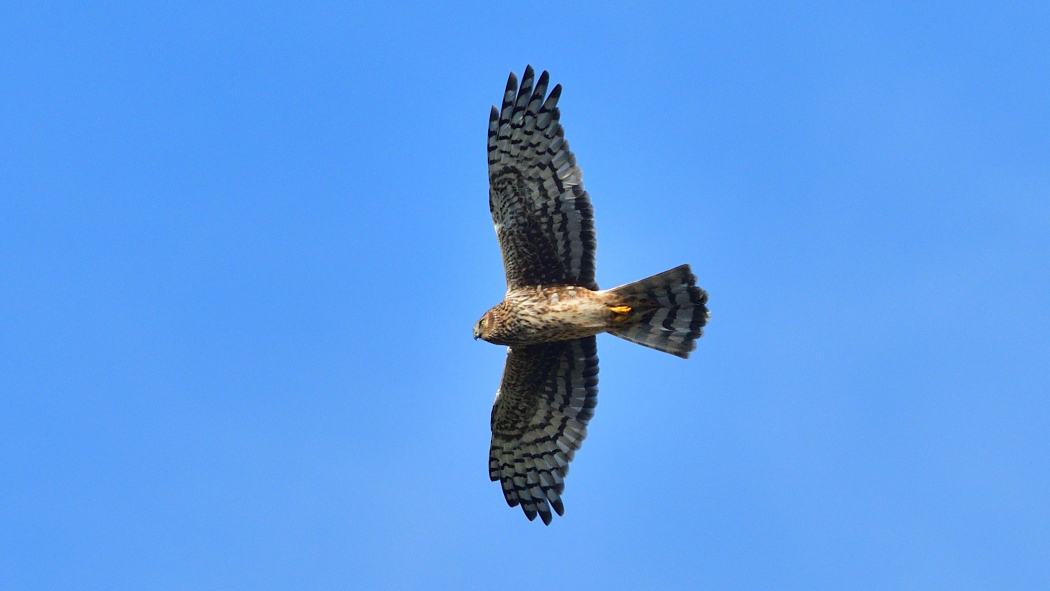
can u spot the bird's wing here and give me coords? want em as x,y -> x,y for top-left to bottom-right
488,66 -> 598,291
489,336 -> 599,525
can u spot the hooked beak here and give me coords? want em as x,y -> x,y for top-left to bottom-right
473,326 -> 480,340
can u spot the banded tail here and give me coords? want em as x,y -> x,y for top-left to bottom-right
606,264 -> 709,358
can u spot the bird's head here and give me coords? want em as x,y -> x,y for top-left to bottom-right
473,310 -> 495,342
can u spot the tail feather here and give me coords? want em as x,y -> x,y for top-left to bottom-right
605,264 -> 709,358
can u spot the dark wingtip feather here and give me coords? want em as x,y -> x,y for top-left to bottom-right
536,70 -> 549,91
551,498 -> 565,516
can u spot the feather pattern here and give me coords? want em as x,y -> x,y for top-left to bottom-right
489,336 -> 599,525
488,66 -> 598,291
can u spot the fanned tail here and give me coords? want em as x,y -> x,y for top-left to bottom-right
605,264 -> 709,358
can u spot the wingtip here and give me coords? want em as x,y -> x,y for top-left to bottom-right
536,69 -> 549,90
551,498 -> 564,516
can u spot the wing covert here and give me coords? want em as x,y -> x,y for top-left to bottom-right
488,337 -> 599,525
487,66 -> 598,290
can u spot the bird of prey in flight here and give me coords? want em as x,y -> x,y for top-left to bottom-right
475,66 -> 709,525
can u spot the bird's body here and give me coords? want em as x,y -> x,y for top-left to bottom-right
476,66 -> 710,525
477,286 -> 619,346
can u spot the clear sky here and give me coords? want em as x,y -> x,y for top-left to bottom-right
2,2 -> 1048,589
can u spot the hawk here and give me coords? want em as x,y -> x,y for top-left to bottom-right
475,66 -> 710,525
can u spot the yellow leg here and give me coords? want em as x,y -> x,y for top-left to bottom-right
609,305 -> 632,321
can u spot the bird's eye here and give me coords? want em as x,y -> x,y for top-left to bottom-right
480,319 -> 486,327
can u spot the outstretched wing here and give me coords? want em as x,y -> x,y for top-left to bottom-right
488,66 -> 598,291
489,337 -> 599,525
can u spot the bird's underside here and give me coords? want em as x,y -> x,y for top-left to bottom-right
477,66 -> 709,525
479,286 -> 627,346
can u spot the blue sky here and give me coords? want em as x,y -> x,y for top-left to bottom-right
2,2 -> 1048,589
